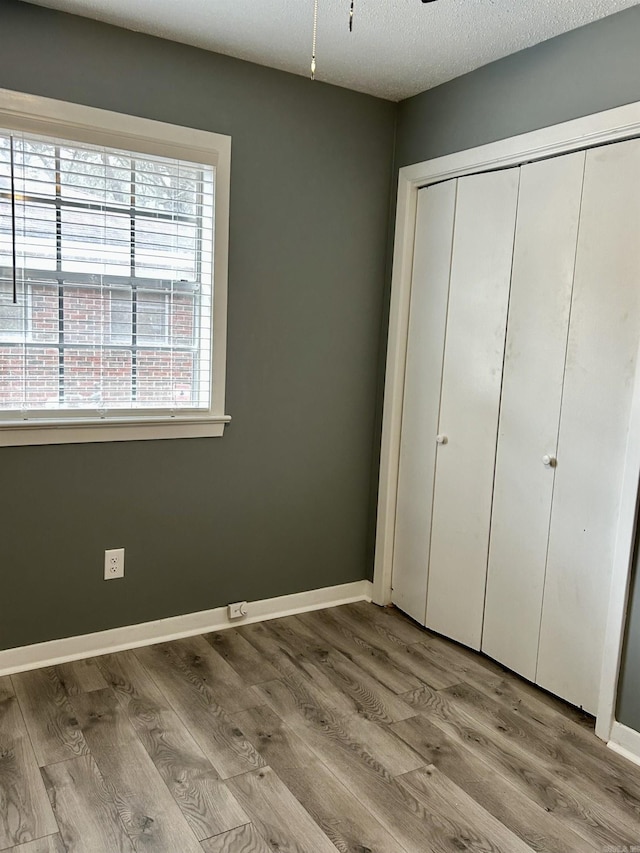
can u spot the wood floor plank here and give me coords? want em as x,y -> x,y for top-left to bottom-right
324,604 -> 463,691
442,681 -> 640,833
237,621 -> 358,713
0,677 -> 57,850
346,601 -> 515,691
96,650 -> 249,841
296,608 -> 422,694
41,755 -> 134,853
135,643 -> 264,779
226,767 -> 337,853
266,613 -> 413,724
255,678 -> 451,852
297,608 -> 443,694
10,669 -> 88,766
345,601 -> 438,646
370,601 -> 594,734
70,687 -> 202,853
200,823 -> 271,853
166,636 -> 263,714
241,623 -> 424,777
204,630 -> 279,685
234,704 -> 406,853
6,603 -> 639,853
55,658 -> 108,695
439,662 -> 631,783
3,835 -> 66,853
414,630 -> 594,729
390,714 -> 596,852
349,603 -> 567,710
402,682 -> 639,850
474,669 -> 593,732
270,615 -> 415,723
344,602 -> 592,735
396,764 -> 535,853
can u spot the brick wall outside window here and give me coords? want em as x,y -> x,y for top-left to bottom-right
0,283 -> 197,409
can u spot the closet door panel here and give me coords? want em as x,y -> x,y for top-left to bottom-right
482,152 -> 585,679
425,168 -> 519,650
392,181 -> 457,623
537,139 -> 640,713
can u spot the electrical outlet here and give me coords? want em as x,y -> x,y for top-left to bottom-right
228,601 -> 248,620
104,548 -> 125,580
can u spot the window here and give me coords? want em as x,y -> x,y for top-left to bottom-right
0,89 -> 230,445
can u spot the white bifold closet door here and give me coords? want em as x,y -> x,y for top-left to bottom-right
536,139 -> 640,713
392,137 -> 640,714
425,168 -> 519,649
482,152 -> 586,680
392,180 -> 457,623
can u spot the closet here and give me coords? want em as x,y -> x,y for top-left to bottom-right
392,138 -> 640,714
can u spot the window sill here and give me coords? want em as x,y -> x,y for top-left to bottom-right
0,415 -> 231,447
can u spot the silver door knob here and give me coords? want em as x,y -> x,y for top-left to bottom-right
436,434 -> 448,445
542,455 -> 557,468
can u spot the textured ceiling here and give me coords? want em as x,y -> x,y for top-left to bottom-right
24,0 -> 640,100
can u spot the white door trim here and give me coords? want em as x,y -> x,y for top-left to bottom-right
595,331 -> 640,740
374,99 -> 640,743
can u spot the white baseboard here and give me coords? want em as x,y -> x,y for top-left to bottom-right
0,579 -> 373,677
608,721 -> 640,768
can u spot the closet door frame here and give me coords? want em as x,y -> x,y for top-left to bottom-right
375,99 -> 640,748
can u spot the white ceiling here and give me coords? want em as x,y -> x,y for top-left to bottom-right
25,0 -> 640,101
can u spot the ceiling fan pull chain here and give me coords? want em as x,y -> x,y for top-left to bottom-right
311,0 -> 318,79
349,0 -> 354,32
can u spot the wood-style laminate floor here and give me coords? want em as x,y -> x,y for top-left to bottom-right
2,601 -> 640,852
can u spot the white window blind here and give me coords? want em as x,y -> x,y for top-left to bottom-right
0,130 -> 215,419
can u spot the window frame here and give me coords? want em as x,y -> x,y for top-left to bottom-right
0,88 -> 231,446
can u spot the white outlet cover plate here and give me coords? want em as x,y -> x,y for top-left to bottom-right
228,601 -> 248,619
104,548 -> 125,580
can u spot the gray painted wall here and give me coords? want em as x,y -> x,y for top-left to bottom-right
395,5 -> 640,169
391,5 -> 640,733
0,0 -> 396,649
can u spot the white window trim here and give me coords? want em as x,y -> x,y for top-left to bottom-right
0,87 -> 231,445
